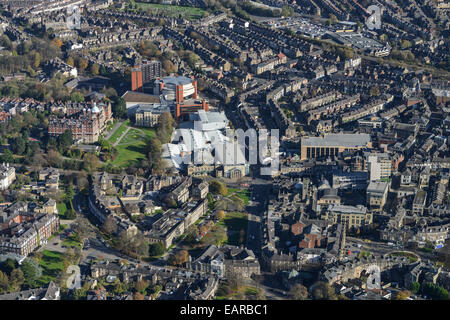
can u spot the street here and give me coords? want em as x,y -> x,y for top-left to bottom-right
246,183 -> 271,257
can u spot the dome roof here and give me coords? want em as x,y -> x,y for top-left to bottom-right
91,105 -> 100,113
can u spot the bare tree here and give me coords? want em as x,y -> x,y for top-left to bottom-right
102,215 -> 118,235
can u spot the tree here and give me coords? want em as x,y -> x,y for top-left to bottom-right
213,228 -> 227,246
396,290 -> 411,300
164,196 -> 177,208
370,86 -> 380,97
52,38 -> 63,48
0,258 -> 16,275
112,96 -> 126,119
12,136 -> 27,155
75,171 -> 89,190
102,215 -> 118,235
67,56 -> 75,67
77,58 -> 88,70
72,217 -> 90,238
311,282 -> 337,300
58,129 -> 74,151
162,59 -> 177,74
0,149 -> 14,163
155,112 -> 174,144
168,250 -> 189,266
64,184 -> 76,202
0,271 -> 9,293
10,268 -> 24,290
400,40 -> 412,49
90,63 -> 99,75
215,210 -> 225,220
289,283 -> 308,300
149,243 -> 165,257
46,149 -> 63,168
422,282 -> 449,300
186,52 -> 200,69
239,228 -> 245,245
209,180 -> 227,196
330,14 -> 338,24
83,153 -> 99,172
135,279 -> 149,293
71,91 -> 85,103
410,282 -> 420,294
33,51 -> 41,68
73,287 -> 87,300
20,258 -> 42,287
146,137 -> 163,173
281,5 -> 294,17
64,209 -> 76,220
134,292 -> 145,300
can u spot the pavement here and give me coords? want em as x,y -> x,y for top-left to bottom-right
103,120 -> 124,141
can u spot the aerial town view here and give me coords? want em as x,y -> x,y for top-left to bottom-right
0,0 -> 449,310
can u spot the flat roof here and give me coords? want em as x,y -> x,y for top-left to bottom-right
367,181 -> 389,193
122,91 -> 161,104
302,133 -> 371,148
328,204 -> 367,214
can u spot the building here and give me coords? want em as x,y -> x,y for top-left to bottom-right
125,75 -> 209,121
300,134 -> 372,160
0,281 -> 60,300
122,91 -> 162,112
366,153 -> 392,181
332,170 -> 368,190
366,181 -> 389,211
192,181 -> 209,200
0,163 -> 15,190
134,104 -> 170,127
412,190 -> 427,216
48,102 -> 113,143
322,205 -> 372,229
154,76 -> 209,120
131,60 -> 162,92
187,245 -> 260,279
147,199 -> 207,249
0,213 -> 59,256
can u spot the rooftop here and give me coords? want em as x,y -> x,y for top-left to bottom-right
367,181 -> 389,194
121,91 -> 161,104
302,133 -> 371,148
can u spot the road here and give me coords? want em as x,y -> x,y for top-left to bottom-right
346,237 -> 434,261
246,183 -> 271,257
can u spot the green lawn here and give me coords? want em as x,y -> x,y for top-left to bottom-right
56,202 -> 67,217
107,120 -> 130,144
359,251 -> 371,259
217,211 -> 248,246
216,284 -> 262,300
226,188 -> 250,206
109,126 -> 155,167
132,2 -> 207,19
62,233 -> 83,249
390,251 -> 419,263
37,250 -> 65,285
234,190 -> 250,206
226,188 -> 240,196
